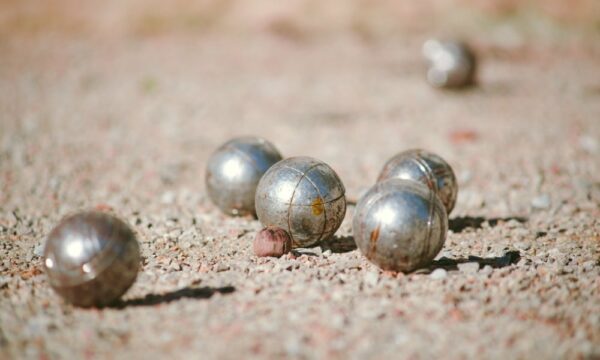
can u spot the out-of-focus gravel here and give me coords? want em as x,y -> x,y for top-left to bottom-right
0,33 -> 599,359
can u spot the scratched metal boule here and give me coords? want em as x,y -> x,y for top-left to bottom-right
353,179 -> 448,272
422,39 -> 476,88
255,156 -> 346,248
378,149 -> 458,214
43,211 -> 140,307
206,136 -> 282,216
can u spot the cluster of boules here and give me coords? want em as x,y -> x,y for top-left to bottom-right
42,40 -> 472,306
353,149 -> 457,272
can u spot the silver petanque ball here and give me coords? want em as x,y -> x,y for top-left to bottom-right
206,136 -> 282,216
43,211 -> 140,307
255,156 -> 346,248
353,179 -> 448,272
377,149 -> 458,214
422,39 -> 476,88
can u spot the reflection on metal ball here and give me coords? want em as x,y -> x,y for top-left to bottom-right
255,156 -> 346,248
377,149 -> 458,214
353,179 -> 448,273
43,211 -> 140,307
206,136 -> 282,216
423,39 -> 476,88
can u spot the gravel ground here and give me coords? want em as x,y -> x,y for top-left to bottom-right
1,30 -> 599,359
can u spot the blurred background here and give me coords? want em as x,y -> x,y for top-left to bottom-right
1,0 -> 599,44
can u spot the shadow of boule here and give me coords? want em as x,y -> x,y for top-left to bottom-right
449,216 -> 527,233
108,285 -> 236,309
430,250 -> 521,271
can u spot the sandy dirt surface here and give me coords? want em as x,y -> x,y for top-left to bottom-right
1,2 -> 600,359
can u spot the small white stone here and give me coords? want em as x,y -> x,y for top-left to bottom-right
168,261 -> 182,272
430,268 -> 447,280
582,260 -> 597,272
161,191 -> 176,204
480,265 -> 493,275
33,244 -> 45,257
364,271 -> 379,287
531,194 -> 551,209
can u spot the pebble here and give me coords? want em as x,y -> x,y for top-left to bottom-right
363,271 -> 379,287
582,260 -> 597,272
430,268 -> 447,280
480,265 -> 493,275
253,227 -> 292,258
33,244 -> 45,257
338,259 -> 362,271
531,194 -> 551,210
515,241 -> 531,251
457,262 -> 480,274
161,191 -> 176,204
168,261 -> 182,272
214,263 -> 230,272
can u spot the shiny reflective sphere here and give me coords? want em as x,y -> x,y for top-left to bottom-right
353,179 -> 448,272
255,156 -> 346,248
206,136 -> 282,216
43,211 -> 140,307
378,149 -> 458,214
423,39 -> 476,88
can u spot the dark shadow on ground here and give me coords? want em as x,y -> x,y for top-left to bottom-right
110,286 -> 235,309
449,216 -> 527,233
430,250 -> 521,271
292,249 -> 320,257
320,235 -> 357,253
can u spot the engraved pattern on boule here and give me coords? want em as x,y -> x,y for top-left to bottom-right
423,39 -> 476,88
377,149 -> 458,214
255,156 -> 346,248
353,179 -> 448,273
43,211 -> 140,307
206,136 -> 282,216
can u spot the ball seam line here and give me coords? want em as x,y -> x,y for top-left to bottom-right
285,162 -> 322,246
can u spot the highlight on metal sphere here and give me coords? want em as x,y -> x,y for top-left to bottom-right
255,156 -> 346,248
206,136 -> 283,216
43,211 -> 140,307
422,39 -> 476,88
353,179 -> 448,273
377,149 -> 458,214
